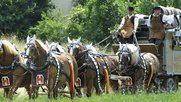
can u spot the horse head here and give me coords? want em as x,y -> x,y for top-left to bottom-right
49,42 -> 65,54
0,40 -> 19,65
118,43 -> 140,69
67,37 -> 83,57
85,42 -> 98,54
25,35 -> 48,60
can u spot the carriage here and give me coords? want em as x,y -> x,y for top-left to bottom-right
112,7 -> 181,91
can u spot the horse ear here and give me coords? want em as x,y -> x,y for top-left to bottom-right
33,35 -> 36,39
45,40 -> 49,48
90,42 -> 93,46
0,41 -> 2,48
32,35 -> 36,44
26,35 -> 30,43
119,42 -> 122,48
68,37 -> 71,43
77,37 -> 81,42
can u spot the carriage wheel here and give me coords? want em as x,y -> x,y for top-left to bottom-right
165,78 -> 177,92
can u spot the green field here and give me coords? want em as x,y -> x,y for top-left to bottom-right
0,91 -> 180,102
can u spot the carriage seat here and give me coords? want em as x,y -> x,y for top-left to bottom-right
139,43 -> 163,57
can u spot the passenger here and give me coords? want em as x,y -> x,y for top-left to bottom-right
147,7 -> 173,47
117,7 -> 139,44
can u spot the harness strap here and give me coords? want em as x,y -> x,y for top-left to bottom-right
89,54 -> 103,93
0,54 -> 19,69
100,56 -> 110,93
53,54 -> 62,89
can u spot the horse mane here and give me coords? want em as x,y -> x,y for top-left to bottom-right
85,44 -> 97,53
77,42 -> 84,51
2,40 -> 18,56
35,39 -> 48,54
123,44 -> 139,65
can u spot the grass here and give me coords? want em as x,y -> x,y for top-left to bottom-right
0,90 -> 180,102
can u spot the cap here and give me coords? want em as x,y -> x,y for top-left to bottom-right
128,7 -> 134,11
153,7 -> 161,10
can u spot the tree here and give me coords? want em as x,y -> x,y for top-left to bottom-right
67,0 -> 122,43
0,0 -> 53,39
28,11 -> 67,43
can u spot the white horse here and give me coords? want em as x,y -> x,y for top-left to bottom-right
117,43 -> 160,93
45,41 -> 65,54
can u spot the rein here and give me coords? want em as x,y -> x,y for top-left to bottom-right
27,53 -> 50,70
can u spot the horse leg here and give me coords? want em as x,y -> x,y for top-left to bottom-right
93,78 -> 102,95
31,86 -> 39,99
130,75 -> 136,94
8,77 -> 23,100
30,85 -> 36,99
25,85 -> 31,99
74,85 -> 82,97
48,78 -> 54,99
86,70 -> 95,97
35,87 -> 39,98
53,84 -> 59,100
4,88 -> 9,98
110,80 -> 119,92
86,78 -> 94,97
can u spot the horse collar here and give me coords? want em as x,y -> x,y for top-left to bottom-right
0,54 -> 20,70
28,53 -> 51,70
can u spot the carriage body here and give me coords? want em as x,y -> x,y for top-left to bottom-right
112,14 -> 181,91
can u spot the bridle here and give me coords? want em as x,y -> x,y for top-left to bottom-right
118,46 -> 131,66
68,42 -> 81,58
25,40 -> 37,60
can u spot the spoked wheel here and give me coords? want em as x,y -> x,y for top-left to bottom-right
165,78 -> 177,92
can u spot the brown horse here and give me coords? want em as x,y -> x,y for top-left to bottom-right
67,38 -> 119,96
25,35 -> 78,99
0,40 -> 31,99
117,43 -> 160,93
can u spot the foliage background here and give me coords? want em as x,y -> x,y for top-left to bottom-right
1,0 -> 181,43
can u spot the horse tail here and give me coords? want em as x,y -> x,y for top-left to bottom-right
104,68 -> 110,93
69,61 -> 75,98
146,63 -> 154,90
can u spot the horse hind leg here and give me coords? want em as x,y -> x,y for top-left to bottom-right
48,78 -> 54,99
93,77 -> 102,95
53,85 -> 59,99
25,85 -> 31,99
4,88 -> 9,98
110,80 -> 119,92
86,78 -> 93,97
74,85 -> 82,97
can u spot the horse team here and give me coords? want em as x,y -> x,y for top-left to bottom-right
0,35 -> 160,100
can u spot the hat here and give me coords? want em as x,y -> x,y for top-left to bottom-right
128,7 -> 134,11
153,7 -> 161,10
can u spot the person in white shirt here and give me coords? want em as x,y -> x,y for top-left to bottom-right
147,7 -> 173,46
117,7 -> 139,43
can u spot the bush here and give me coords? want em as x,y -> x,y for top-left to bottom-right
66,0 -> 122,44
28,11 -> 67,43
